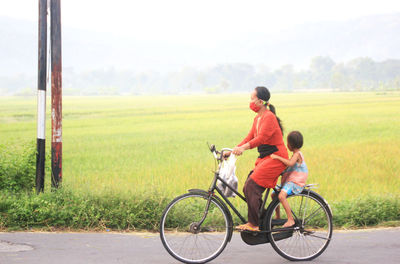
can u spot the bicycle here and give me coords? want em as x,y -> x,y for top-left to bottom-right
160,144 -> 333,263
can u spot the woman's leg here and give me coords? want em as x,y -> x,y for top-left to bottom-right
247,157 -> 283,224
243,177 -> 265,227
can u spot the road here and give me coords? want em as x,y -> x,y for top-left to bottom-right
1,228 -> 399,264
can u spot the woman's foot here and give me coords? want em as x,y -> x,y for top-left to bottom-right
235,223 -> 259,231
282,219 -> 295,228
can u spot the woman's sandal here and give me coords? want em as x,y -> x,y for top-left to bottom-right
235,223 -> 259,232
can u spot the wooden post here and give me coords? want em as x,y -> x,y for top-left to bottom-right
50,0 -> 62,188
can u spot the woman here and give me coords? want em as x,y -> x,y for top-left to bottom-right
232,86 -> 288,231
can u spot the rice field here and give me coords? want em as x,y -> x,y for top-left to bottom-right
0,92 -> 399,203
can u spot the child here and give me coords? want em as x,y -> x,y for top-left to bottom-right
270,131 -> 308,228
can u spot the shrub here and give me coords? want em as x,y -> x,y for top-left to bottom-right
331,195 -> 400,228
0,190 -> 399,231
0,189 -> 170,231
0,141 -> 37,192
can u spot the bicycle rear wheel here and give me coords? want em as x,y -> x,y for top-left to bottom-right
160,193 -> 230,264
265,191 -> 332,261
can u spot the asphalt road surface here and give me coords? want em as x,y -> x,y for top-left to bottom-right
1,228 -> 399,264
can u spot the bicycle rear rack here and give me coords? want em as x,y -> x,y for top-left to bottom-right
304,183 -> 318,190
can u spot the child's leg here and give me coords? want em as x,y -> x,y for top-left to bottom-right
278,191 -> 295,227
271,192 -> 281,219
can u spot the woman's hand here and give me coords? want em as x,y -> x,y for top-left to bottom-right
223,151 -> 232,159
232,146 -> 245,156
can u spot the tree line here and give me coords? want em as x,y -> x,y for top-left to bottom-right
1,56 -> 400,96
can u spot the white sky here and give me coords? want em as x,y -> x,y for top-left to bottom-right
1,0 -> 400,73
2,0 -> 400,44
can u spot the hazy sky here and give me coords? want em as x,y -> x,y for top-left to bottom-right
2,0 -> 400,45
1,0 -> 400,73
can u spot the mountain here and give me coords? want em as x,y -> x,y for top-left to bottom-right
1,13 -> 400,76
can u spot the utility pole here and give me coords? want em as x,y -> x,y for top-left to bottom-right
50,0 -> 62,188
36,0 -> 48,194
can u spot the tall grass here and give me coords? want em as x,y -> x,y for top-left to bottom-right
1,190 -> 399,231
0,141 -> 37,192
0,92 -> 399,202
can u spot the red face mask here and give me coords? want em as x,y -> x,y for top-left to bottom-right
249,101 -> 261,112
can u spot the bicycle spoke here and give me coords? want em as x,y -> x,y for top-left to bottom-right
303,206 -> 323,225
178,235 -> 191,255
267,193 -> 332,261
160,193 -> 230,263
302,233 -> 316,256
305,233 -> 331,241
306,233 -> 320,253
298,195 -> 304,219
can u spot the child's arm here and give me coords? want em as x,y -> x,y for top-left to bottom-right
271,152 -> 301,167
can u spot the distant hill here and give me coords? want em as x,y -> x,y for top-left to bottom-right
1,13 -> 400,76
249,13 -> 400,67
1,13 -> 400,95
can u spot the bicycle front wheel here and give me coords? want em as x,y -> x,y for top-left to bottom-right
265,191 -> 333,261
160,193 -> 230,264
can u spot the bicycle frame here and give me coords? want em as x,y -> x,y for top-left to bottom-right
202,151 -> 273,227
213,171 -> 247,223
201,145 -> 299,234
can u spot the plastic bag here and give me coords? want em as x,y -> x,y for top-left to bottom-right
217,154 -> 238,197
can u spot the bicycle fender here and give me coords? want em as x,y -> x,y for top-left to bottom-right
188,189 -> 209,194
188,189 -> 234,242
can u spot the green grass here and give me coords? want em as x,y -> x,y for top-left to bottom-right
0,92 -> 399,203
1,190 -> 399,231
0,189 -> 168,231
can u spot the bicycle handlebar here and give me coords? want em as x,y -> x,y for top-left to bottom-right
208,143 -> 233,162
221,148 -> 233,152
